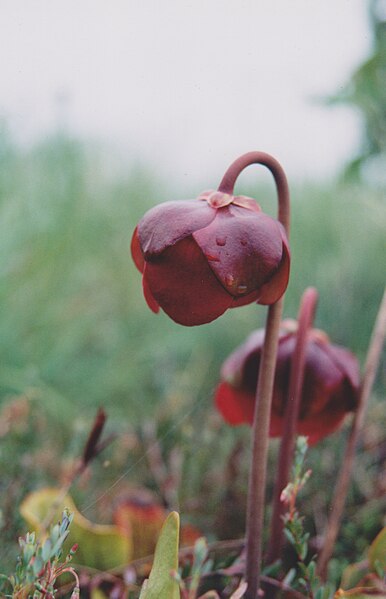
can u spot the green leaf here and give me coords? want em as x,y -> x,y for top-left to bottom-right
20,488 -> 131,570
368,527 -> 386,574
139,511 -> 180,599
42,538 -> 52,562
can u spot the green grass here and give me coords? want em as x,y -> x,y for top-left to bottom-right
0,127 -> 384,576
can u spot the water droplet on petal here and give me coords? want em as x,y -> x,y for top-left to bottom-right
206,253 -> 220,262
236,284 -> 248,294
225,274 -> 235,287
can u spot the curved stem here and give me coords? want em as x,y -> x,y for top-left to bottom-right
317,287 -> 386,579
221,152 -> 290,599
218,151 -> 290,235
266,287 -> 318,567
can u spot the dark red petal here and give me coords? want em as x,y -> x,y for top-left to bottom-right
269,409 -> 348,445
142,269 -> 160,313
131,227 -> 145,273
322,343 -> 360,406
301,340 -> 348,415
231,289 -> 260,308
144,236 -> 233,326
215,382 -> 255,425
193,209 -> 283,297
257,228 -> 290,305
296,410 -> 349,444
221,329 -> 265,388
138,200 -> 216,257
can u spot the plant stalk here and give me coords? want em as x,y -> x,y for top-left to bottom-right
266,287 -> 318,566
219,152 -> 290,598
316,287 -> 386,579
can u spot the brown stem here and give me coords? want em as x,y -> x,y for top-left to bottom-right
218,151 -> 290,231
316,287 -> 386,579
266,287 -> 318,566
219,152 -> 290,599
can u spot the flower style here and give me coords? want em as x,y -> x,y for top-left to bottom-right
215,320 -> 360,444
131,190 -> 290,326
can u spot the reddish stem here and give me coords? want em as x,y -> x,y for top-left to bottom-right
218,151 -> 290,229
219,152 -> 290,599
266,287 -> 318,567
316,287 -> 386,579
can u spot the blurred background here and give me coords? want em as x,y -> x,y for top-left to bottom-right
0,0 -> 385,581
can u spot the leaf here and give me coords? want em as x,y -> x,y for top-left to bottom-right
20,487 -> 132,571
113,493 -> 166,560
336,574 -> 386,598
341,563 -> 369,591
334,587 -> 386,598
139,511 -> 180,599
368,527 -> 386,574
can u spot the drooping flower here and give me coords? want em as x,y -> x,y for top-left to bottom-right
131,190 -> 290,326
215,320 -> 360,444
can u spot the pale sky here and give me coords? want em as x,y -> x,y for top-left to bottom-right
0,1 -> 372,185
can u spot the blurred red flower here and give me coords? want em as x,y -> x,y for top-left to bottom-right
131,190 -> 290,326
215,320 -> 360,444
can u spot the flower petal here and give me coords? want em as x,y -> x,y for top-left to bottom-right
130,227 -> 145,273
142,270 -> 160,314
257,227 -> 290,305
221,329 -> 265,389
231,289 -> 260,309
231,195 -> 261,213
138,200 -> 216,257
321,343 -> 360,408
215,382 -> 255,425
193,209 -> 284,297
269,409 -> 348,445
143,236 -> 233,326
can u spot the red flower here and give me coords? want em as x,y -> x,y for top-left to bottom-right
131,190 -> 290,326
215,320 -> 360,444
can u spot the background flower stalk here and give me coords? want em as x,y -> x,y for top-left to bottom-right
317,287 -> 386,579
266,286 -> 319,568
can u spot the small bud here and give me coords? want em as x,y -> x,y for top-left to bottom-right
82,408 -> 107,465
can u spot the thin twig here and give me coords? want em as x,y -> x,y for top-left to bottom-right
316,287 -> 386,579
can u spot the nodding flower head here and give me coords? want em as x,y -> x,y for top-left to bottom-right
215,320 -> 360,444
131,189 -> 290,326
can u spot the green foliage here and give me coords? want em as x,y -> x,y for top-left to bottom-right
368,527 -> 386,574
0,509 -> 79,598
139,511 -> 180,599
20,488 -> 131,571
282,438 -> 334,599
328,0 -> 386,182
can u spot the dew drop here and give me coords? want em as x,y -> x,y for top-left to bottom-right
225,274 -> 235,287
236,284 -> 248,294
216,237 -> 226,247
206,253 -> 220,262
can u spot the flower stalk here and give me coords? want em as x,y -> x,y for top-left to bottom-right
266,287 -> 318,567
317,286 -> 386,579
218,152 -> 290,599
